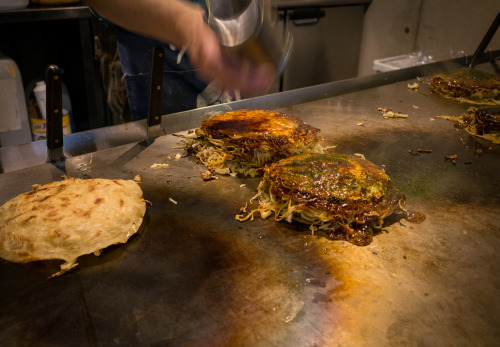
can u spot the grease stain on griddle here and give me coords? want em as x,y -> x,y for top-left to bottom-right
116,172 -> 344,345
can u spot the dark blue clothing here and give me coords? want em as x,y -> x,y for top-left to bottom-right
91,0 -> 210,121
114,27 -> 207,120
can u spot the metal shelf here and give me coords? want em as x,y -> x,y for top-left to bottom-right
0,2 -> 107,132
0,3 -> 90,23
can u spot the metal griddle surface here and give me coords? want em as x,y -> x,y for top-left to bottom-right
1,63 -> 499,346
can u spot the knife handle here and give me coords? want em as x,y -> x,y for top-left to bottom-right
147,45 -> 165,127
45,65 -> 63,150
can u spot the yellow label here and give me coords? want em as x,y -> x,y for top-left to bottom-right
4,66 -> 16,79
30,113 -> 72,140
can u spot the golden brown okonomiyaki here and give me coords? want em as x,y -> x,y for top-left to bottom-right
186,109 -> 326,177
430,70 -> 500,105
437,107 -> 500,144
237,153 -> 424,246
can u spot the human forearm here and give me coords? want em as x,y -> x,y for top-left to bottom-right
84,0 -> 202,48
84,0 -> 275,96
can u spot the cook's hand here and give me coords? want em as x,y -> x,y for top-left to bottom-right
85,0 -> 276,97
178,6 -> 276,97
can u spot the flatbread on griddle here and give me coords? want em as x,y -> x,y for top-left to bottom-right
0,176 -> 146,277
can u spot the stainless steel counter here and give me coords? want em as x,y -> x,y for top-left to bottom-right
0,54 -> 484,174
0,55 -> 499,346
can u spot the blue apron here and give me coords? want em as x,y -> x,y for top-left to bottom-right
115,27 -> 208,120
92,1 -> 220,121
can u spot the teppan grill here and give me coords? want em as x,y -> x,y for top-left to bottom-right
0,53 -> 499,346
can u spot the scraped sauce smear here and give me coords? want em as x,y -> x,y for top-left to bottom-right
405,210 -> 426,224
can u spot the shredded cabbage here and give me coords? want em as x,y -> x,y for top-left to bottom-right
186,136 -> 328,177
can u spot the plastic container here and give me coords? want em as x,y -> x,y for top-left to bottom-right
0,52 -> 32,148
33,81 -> 46,119
373,52 -> 433,72
28,79 -> 73,141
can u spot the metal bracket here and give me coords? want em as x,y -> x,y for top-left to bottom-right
469,12 -> 500,68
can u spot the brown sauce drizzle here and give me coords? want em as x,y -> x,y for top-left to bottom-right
405,210 -> 426,224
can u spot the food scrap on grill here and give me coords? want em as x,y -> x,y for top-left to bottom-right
377,107 -> 408,119
430,69 -> 500,105
408,149 -> 433,155
236,153 -> 425,246
445,155 -> 458,165
150,163 -> 170,169
200,171 -> 217,181
436,107 -> 500,144
0,176 -> 147,277
185,109 -> 328,177
407,82 -> 420,90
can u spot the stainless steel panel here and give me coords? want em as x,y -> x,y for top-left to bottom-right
281,5 -> 366,90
